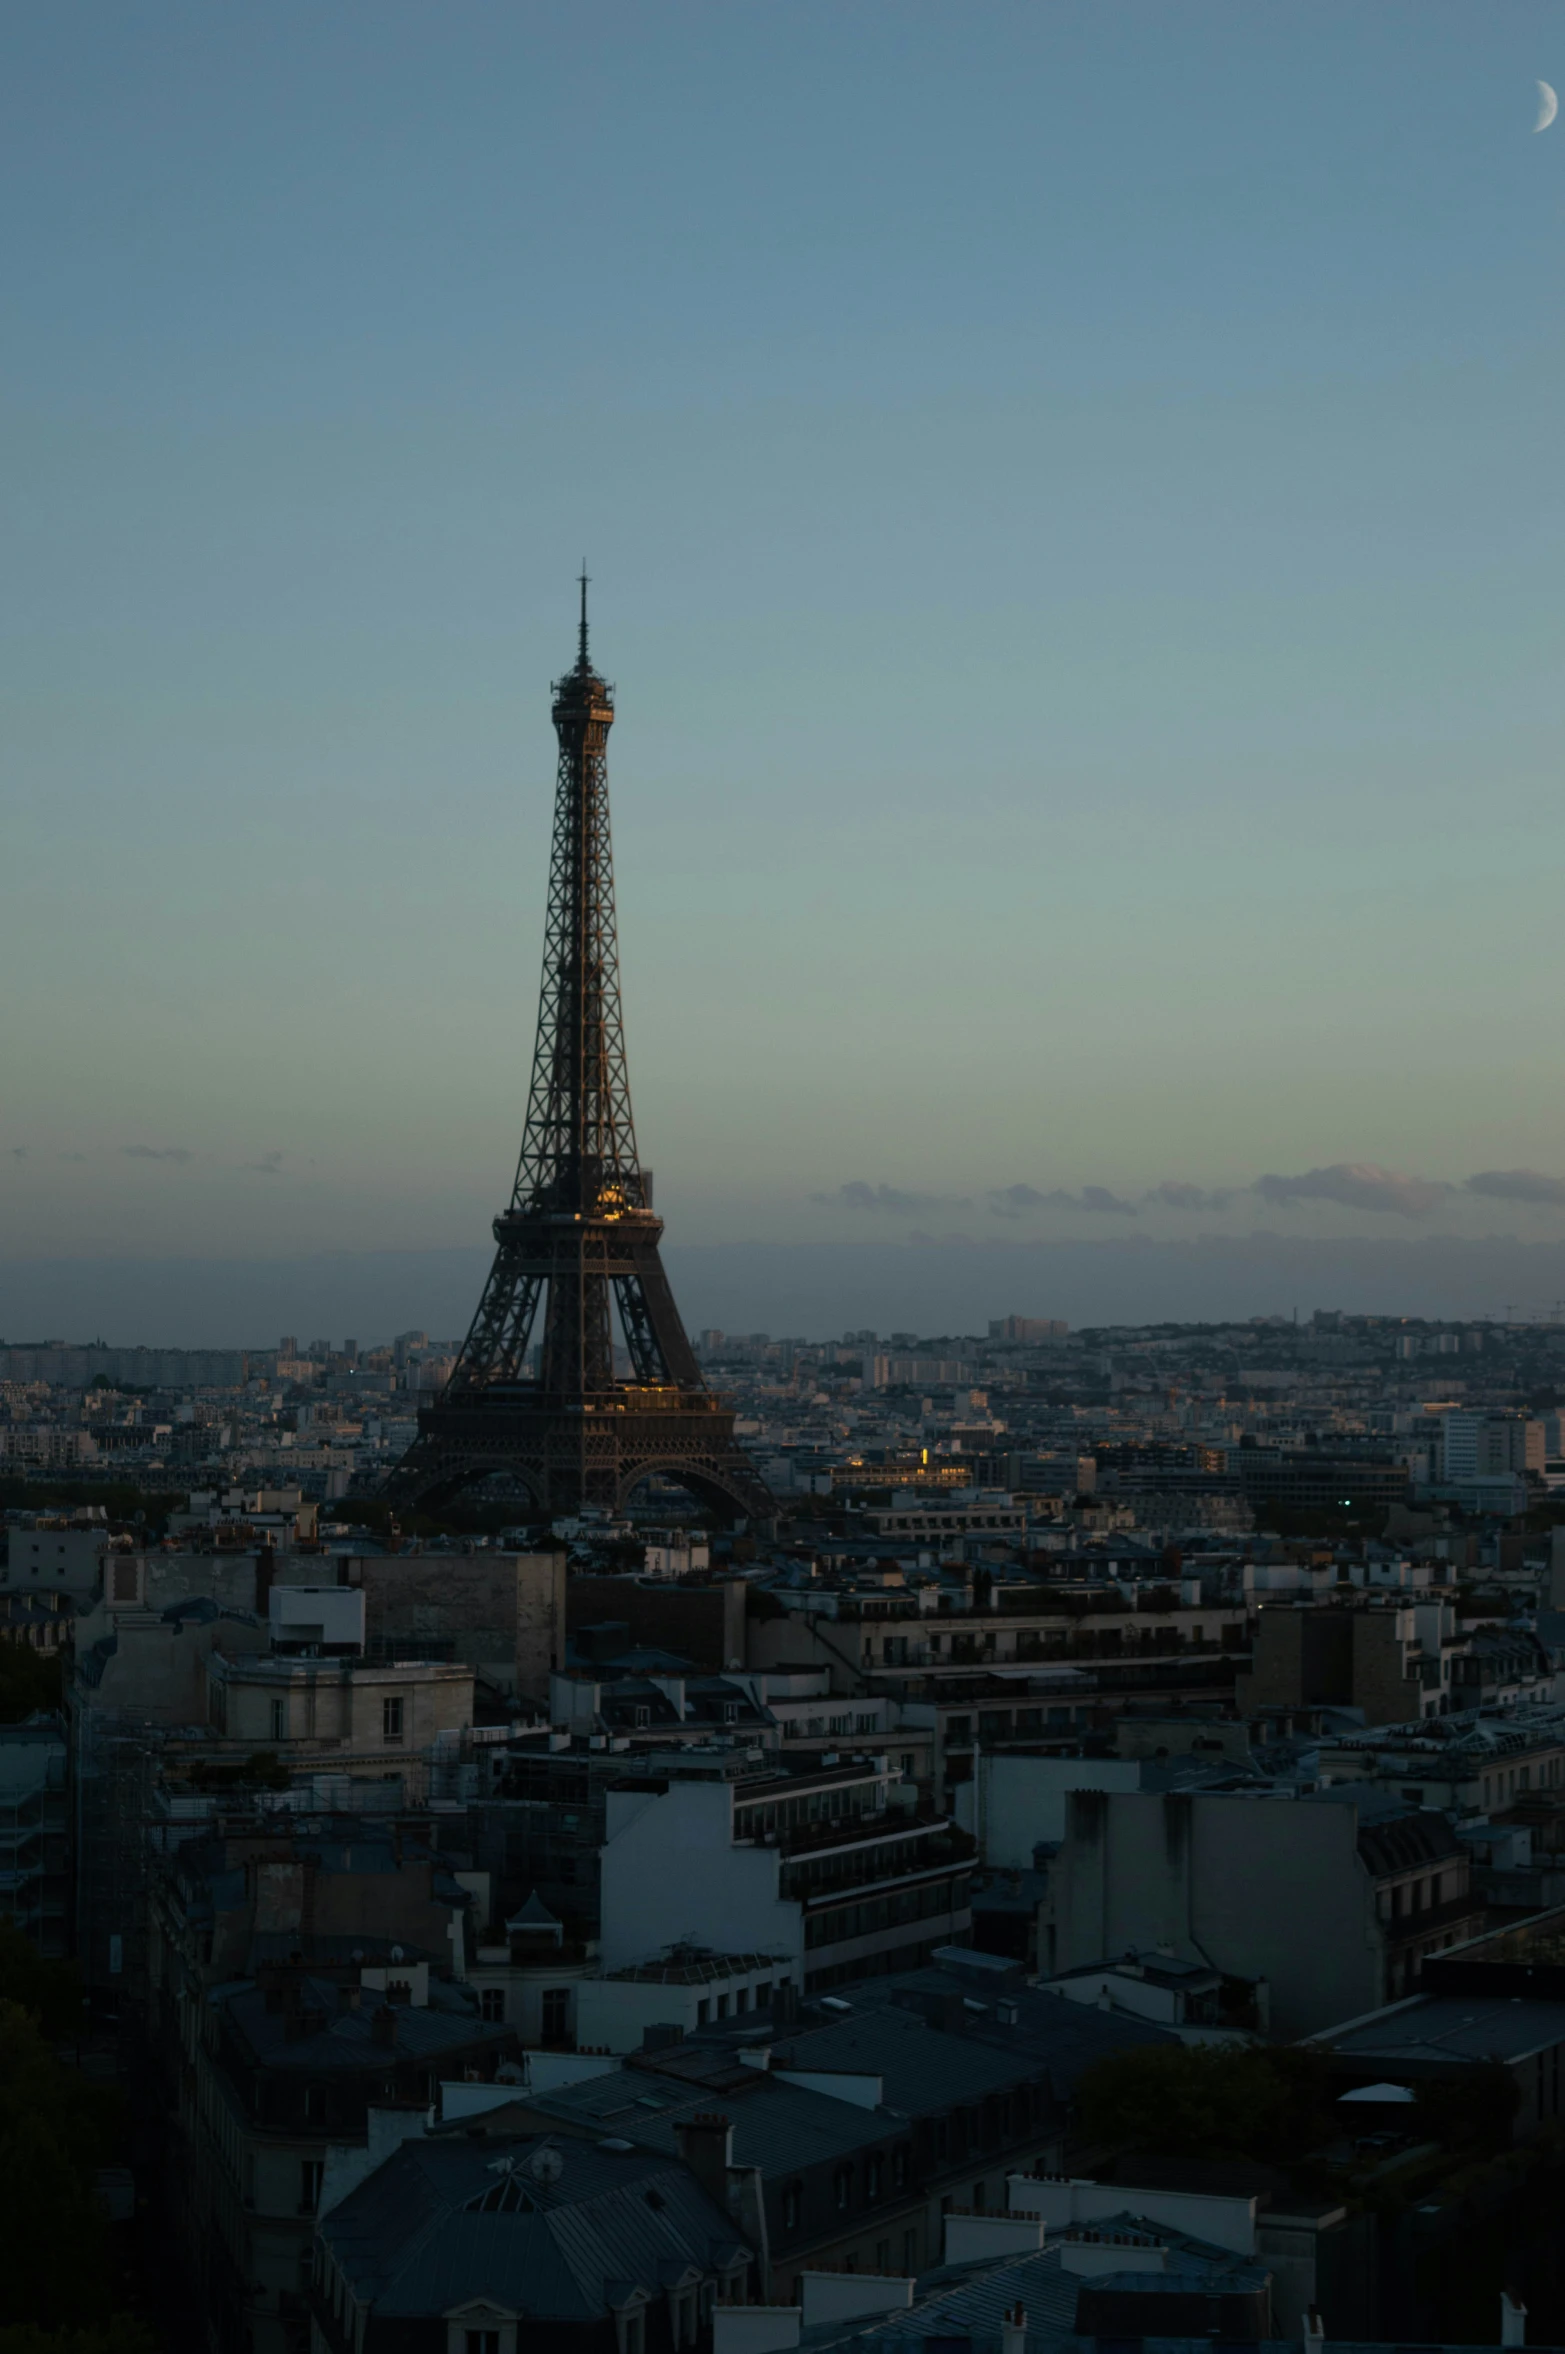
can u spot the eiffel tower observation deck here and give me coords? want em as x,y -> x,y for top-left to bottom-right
383,583 -> 774,1526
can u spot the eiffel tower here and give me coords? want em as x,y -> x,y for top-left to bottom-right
383,582 -> 773,1526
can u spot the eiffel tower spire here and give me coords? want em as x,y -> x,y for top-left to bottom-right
383,590 -> 773,1525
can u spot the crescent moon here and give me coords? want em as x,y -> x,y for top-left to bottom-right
1536,79 -> 1557,132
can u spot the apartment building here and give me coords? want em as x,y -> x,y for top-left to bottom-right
1049,1784 -> 1483,2033
146,1804 -> 513,2354
599,1751 -> 973,1994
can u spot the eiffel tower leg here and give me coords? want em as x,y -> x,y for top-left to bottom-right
379,1436 -> 463,1513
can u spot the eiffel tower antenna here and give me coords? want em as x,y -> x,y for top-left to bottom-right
383,587 -> 773,1525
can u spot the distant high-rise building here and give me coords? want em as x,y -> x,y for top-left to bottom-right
989,1315 -> 1069,1345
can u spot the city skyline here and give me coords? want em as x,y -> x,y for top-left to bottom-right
5,4 -> 1565,1317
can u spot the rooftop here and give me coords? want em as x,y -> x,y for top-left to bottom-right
321,2134 -> 745,2317
1315,1991 -> 1565,2068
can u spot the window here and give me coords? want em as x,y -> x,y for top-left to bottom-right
864,2154 -> 884,2201
903,2228 -> 920,2271
723,1701 -> 739,1724
541,1988 -> 569,2042
833,2164 -> 852,2212
782,2183 -> 802,2232
466,2335 -> 501,2354
270,1696 -> 288,1742
892,2144 -> 909,2190
618,2311 -> 645,2354
481,1987 -> 506,2024
299,2158 -> 323,2215
875,2241 -> 890,2272
382,1695 -> 405,1744
696,1999 -> 710,2027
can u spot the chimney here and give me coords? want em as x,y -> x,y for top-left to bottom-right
675,2112 -> 734,2212
1001,2305 -> 1027,2354
1501,2293 -> 1527,2348
370,2004 -> 397,2048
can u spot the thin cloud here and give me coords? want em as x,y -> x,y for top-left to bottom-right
988,1183 -> 1138,1219
1144,1180 -> 1236,1212
244,1151 -> 286,1176
122,1144 -> 194,1165
9,1147 -> 25,1161
812,1181 -> 972,1214
1253,1163 -> 1448,1218
813,1161 -> 1563,1226
1466,1168 -> 1565,1205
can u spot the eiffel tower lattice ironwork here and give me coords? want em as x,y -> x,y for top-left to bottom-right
383,582 -> 774,1525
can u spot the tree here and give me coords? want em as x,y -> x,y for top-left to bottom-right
1077,2042 -> 1293,2161
0,1646 -> 62,1725
0,2000 -> 141,2335
1413,2065 -> 1518,2154
0,1923 -> 85,2042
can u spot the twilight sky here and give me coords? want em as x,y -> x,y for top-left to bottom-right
4,3 -> 1565,1334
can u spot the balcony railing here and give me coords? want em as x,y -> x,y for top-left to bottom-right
738,1802 -> 951,1861
783,1827 -> 977,1904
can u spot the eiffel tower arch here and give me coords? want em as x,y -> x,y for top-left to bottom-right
383,584 -> 774,1528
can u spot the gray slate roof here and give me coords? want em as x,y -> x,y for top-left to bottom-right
847,1968 -> 1180,2088
321,2134 -> 745,2317
222,1978 -> 510,2072
801,2219 -> 1269,2354
527,2064 -> 898,2174
1320,1992 -> 1565,2067
767,2006 -> 1049,2113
